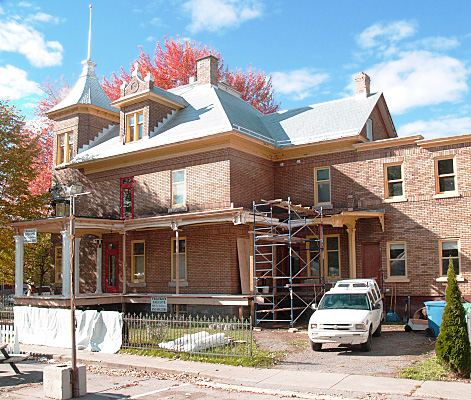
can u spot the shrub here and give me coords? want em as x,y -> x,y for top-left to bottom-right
435,260 -> 471,378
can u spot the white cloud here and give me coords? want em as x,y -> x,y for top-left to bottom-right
357,20 -> 417,49
410,36 -> 459,51
0,20 -> 63,67
367,51 -> 469,114
146,36 -> 156,42
183,0 -> 263,33
272,69 -> 329,100
0,65 -> 40,100
18,2 -> 33,7
398,117 -> 471,139
25,12 -> 61,24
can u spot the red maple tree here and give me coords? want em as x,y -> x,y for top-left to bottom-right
27,77 -> 70,198
102,36 -> 279,114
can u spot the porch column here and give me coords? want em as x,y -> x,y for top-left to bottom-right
347,226 -> 357,279
61,230 -> 71,298
74,237 -> 82,294
95,239 -> 102,294
14,235 -> 24,297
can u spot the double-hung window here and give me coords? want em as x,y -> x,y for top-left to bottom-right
120,177 -> 134,219
171,238 -> 187,281
387,242 -> 407,278
57,132 -> 74,164
131,240 -> 145,282
126,112 -> 143,143
440,239 -> 460,276
307,235 -> 340,279
172,170 -> 186,207
314,167 -> 331,205
385,163 -> 404,200
435,158 -> 457,194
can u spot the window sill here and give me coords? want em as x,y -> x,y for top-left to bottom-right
433,192 -> 460,199
436,276 -> 466,283
168,281 -> 188,287
128,282 -> 146,287
384,197 -> 407,203
313,204 -> 333,210
384,277 -> 410,283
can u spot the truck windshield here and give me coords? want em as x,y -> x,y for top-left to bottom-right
318,293 -> 370,310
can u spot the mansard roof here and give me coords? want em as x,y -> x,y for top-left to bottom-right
68,80 -> 395,166
48,59 -> 118,115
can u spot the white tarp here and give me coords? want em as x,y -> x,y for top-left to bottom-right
158,331 -> 229,352
14,306 -> 122,353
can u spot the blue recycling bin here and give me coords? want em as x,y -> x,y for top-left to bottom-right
424,301 -> 446,337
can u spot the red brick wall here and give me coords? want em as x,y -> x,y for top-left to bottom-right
358,104 -> 391,141
100,223 -> 249,294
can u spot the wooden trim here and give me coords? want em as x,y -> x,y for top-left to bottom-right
54,246 -> 62,283
171,237 -> 187,282
314,166 -> 331,206
111,89 -> 185,110
131,240 -> 145,283
418,134 -> 471,148
354,135 -> 423,151
47,104 -> 120,123
435,156 -> 457,195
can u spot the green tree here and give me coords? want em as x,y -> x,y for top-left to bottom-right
435,259 -> 471,378
24,233 -> 52,292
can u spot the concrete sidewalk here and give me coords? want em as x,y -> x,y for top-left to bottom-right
22,344 -> 470,400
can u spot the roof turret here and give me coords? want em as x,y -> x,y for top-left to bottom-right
47,5 -> 117,117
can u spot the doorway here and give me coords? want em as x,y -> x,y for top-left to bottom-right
361,242 -> 382,288
105,242 -> 119,293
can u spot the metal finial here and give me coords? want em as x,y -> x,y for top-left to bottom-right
87,4 -> 93,60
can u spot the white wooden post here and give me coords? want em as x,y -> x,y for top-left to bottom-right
61,230 -> 71,298
14,235 -> 24,297
74,237 -> 82,294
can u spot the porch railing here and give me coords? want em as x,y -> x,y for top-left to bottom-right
122,314 -> 253,358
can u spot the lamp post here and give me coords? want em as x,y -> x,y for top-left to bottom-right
59,185 -> 90,398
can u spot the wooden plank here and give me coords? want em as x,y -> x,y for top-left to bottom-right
0,355 -> 28,363
237,238 -> 252,295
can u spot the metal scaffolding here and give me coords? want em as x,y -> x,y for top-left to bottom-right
252,198 -> 325,327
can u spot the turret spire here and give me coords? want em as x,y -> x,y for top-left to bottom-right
87,4 -> 93,61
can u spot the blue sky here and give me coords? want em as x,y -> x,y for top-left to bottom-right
1,0 -> 471,139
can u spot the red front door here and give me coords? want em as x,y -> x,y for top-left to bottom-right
105,242 -> 119,293
361,242 -> 382,288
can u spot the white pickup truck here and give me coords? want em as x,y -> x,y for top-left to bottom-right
308,279 -> 383,352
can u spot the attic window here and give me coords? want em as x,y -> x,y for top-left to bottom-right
126,112 -> 143,143
366,119 -> 373,141
57,132 -> 73,164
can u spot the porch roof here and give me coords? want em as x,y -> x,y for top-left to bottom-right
9,207 -> 250,236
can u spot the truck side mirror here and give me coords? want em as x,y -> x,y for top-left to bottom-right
311,304 -> 318,310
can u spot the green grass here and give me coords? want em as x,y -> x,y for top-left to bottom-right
399,355 -> 451,381
120,345 -> 282,368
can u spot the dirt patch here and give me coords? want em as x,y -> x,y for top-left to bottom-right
254,324 -> 436,377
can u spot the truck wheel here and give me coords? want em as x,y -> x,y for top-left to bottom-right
373,323 -> 382,337
361,328 -> 372,352
311,341 -> 322,351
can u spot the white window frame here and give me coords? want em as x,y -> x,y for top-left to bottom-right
387,241 -> 407,280
172,169 -> 186,207
384,163 -> 405,201
314,166 -> 331,206
366,118 -> 373,141
439,238 -> 460,277
435,157 -> 457,196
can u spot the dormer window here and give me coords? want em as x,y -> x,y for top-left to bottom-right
126,112 -> 143,143
57,132 -> 73,164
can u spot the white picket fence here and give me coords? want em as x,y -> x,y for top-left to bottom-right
0,324 -> 19,353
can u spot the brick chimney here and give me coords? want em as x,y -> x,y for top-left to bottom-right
197,54 -> 219,86
355,72 -> 370,98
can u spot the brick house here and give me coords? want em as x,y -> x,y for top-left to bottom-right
11,48 -> 471,322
